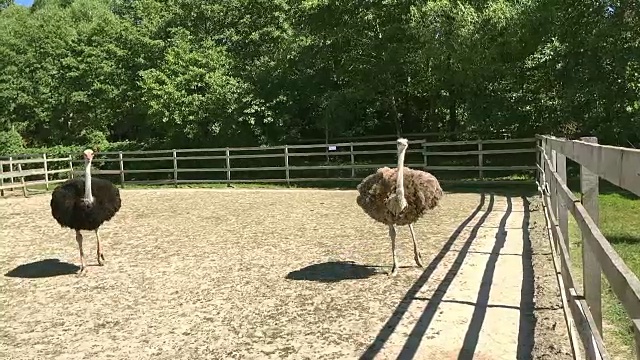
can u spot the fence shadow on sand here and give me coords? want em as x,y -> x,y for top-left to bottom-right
357,193 -> 538,359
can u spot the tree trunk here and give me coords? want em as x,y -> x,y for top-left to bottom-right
390,95 -> 403,137
448,92 -> 457,137
325,120 -> 329,163
428,92 -> 436,132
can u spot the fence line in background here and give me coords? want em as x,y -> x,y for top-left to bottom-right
0,155 -> 73,197
0,138 -> 537,195
537,134 -> 640,360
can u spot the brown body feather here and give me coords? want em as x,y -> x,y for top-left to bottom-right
356,166 -> 443,226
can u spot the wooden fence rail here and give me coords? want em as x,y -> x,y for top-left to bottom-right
537,134 -> 640,360
1,138 -> 536,196
0,155 -> 73,197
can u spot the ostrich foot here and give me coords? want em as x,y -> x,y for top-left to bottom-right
408,224 -> 424,268
388,266 -> 398,276
97,252 -> 105,266
76,266 -> 87,276
95,230 -> 105,266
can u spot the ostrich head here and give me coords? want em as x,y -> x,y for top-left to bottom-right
83,149 -> 94,162
396,137 -> 409,152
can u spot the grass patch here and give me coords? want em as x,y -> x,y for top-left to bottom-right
567,191 -> 640,358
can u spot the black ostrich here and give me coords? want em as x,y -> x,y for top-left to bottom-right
50,149 -> 122,274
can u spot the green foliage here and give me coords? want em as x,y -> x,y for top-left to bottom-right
81,129 -> 109,150
138,27 -> 250,145
0,128 -> 24,155
0,0 -> 13,11
0,0 -> 638,151
18,139 -> 140,160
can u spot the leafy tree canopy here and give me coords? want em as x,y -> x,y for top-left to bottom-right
0,0 -> 637,151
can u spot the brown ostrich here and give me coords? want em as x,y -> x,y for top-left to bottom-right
356,138 -> 443,276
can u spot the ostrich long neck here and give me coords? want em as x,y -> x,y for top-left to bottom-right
396,148 -> 407,199
84,160 -> 93,203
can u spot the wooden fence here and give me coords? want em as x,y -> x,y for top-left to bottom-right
537,135 -> 640,360
0,155 -> 74,197
0,137 -> 536,196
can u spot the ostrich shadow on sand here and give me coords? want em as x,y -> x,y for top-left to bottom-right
286,261 -> 397,283
5,258 -> 81,278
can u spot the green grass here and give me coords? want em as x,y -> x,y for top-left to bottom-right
567,191 -> 640,358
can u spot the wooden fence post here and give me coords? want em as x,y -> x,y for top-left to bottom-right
43,153 -> 49,190
284,145 -> 290,187
68,155 -> 74,179
172,150 -> 178,188
550,149 -> 558,219
539,138 -> 545,190
17,163 -> 26,197
556,148 -> 571,311
9,156 -> 14,188
580,136 -> 602,334
543,138 -> 550,194
422,141 -> 428,170
0,160 -> 4,197
537,138 -> 543,186
118,152 -> 125,188
633,319 -> 640,360
225,148 -> 231,187
478,140 -> 484,180
542,139 -> 559,253
556,151 -> 569,251
541,139 -> 547,190
350,143 -> 355,178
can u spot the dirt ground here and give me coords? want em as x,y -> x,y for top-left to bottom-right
0,189 -> 572,359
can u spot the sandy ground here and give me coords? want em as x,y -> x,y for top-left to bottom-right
0,189 -> 572,359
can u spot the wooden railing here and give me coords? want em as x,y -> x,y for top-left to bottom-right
0,137 -> 536,196
537,135 -> 640,360
0,155 -> 74,197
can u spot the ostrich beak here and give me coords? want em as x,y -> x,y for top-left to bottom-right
83,149 -> 94,161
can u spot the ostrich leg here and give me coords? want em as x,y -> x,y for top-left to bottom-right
388,224 -> 398,276
95,229 -> 105,266
408,224 -> 424,268
76,230 -> 87,275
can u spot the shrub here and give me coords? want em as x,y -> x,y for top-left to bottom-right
0,129 -> 25,156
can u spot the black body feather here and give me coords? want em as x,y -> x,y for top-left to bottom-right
50,177 -> 121,231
